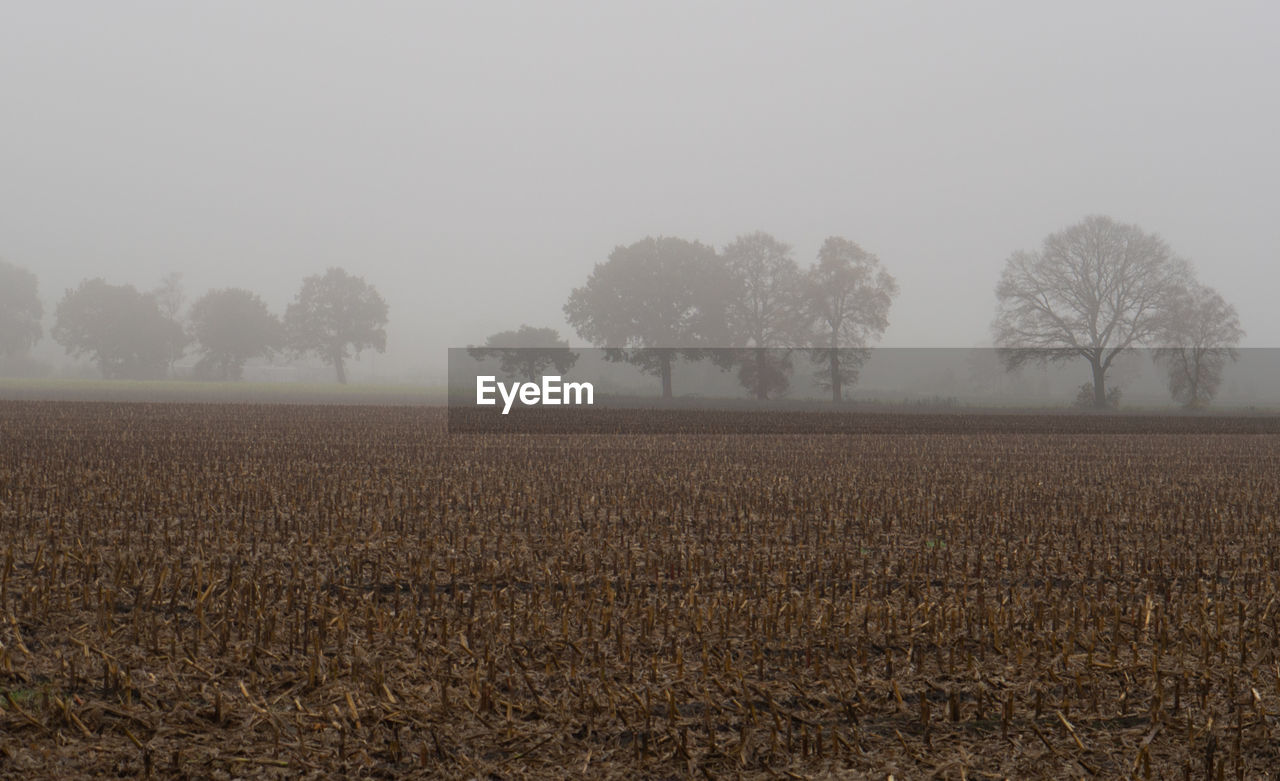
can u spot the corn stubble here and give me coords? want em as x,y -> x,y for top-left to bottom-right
0,401 -> 1278,779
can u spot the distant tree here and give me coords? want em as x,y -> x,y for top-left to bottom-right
189,288 -> 282,381
800,237 -> 898,402
1152,282 -> 1244,408
284,267 -> 388,384
52,279 -> 181,379
0,260 -> 43,358
467,325 -> 577,381
564,237 -> 730,398
152,272 -> 190,377
993,215 -> 1189,409
722,232 -> 804,399
153,272 -> 185,322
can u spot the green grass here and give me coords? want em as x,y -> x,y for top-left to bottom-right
0,686 -> 47,708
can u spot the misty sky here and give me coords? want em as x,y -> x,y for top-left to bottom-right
3,1 -> 1277,378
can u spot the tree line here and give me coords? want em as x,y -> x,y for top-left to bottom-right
475,219 -> 1245,408
0,265 -> 387,384
555,232 -> 898,402
471,231 -> 898,403
1,215 -> 1247,406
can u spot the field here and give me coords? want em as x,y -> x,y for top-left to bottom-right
0,377 -> 443,405
1,402 -> 1278,778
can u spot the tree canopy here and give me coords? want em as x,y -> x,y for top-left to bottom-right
467,325 -> 577,381
284,267 -> 388,384
1152,281 -> 1244,408
801,236 -> 898,402
0,259 -> 43,358
993,215 -> 1190,408
564,236 -> 729,398
190,288 -> 282,381
722,232 -> 804,399
52,279 -> 182,379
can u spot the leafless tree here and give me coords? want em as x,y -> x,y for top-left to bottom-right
800,237 -> 898,402
152,272 -> 189,377
1152,282 -> 1244,408
992,215 -> 1190,409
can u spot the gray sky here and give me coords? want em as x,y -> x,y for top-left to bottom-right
3,1 -> 1277,377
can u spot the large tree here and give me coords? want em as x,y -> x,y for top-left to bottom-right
992,215 -> 1190,409
564,236 -> 729,398
1152,281 -> 1244,409
189,288 -> 282,381
467,325 -> 577,382
284,267 -> 388,384
800,237 -> 898,402
52,279 -> 181,379
0,260 -> 43,358
722,231 -> 803,399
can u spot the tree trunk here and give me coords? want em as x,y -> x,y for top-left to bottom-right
755,347 -> 767,400
1090,359 -> 1107,409
660,352 -> 672,399
830,350 -> 842,403
334,353 -> 347,384
1188,349 -> 1202,408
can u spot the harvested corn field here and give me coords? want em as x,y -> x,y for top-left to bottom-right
1,401 -> 1279,778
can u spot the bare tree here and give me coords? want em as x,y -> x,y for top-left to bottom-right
152,272 -> 188,377
1152,282 -> 1244,408
153,272 -> 185,322
992,215 -> 1189,409
800,237 -> 898,402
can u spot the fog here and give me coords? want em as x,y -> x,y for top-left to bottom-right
3,1 -> 1277,381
